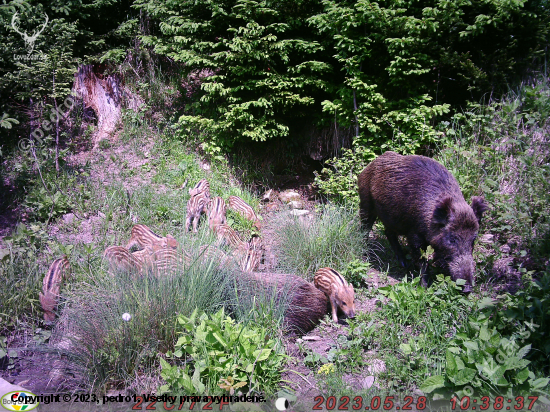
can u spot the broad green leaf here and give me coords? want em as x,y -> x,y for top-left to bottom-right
477,297 -> 495,310
515,367 -> 529,384
253,348 -> 272,362
517,344 -> 531,359
192,365 -> 205,394
419,375 -> 446,393
446,349 -> 458,375
479,326 -> 490,341
452,368 -> 477,386
213,332 -> 228,348
532,378 -> 550,390
400,343 -> 412,355
464,340 -> 479,351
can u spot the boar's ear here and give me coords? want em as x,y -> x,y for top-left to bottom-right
471,197 -> 489,224
432,197 -> 454,226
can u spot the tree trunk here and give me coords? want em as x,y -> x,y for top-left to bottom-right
53,72 -> 60,173
73,65 -> 122,148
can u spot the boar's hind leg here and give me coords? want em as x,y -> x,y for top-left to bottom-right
386,230 -> 407,268
359,198 -> 377,235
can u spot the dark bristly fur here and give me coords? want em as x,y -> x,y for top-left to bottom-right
237,271 -> 328,335
358,151 -> 488,292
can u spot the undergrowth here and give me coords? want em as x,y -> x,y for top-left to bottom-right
272,204 -> 365,279
357,275 -> 476,392
421,272 -> 550,402
56,235 -> 287,393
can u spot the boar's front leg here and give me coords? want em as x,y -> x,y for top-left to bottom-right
386,229 -> 407,268
408,233 -> 432,287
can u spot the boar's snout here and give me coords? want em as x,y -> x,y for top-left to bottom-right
446,253 -> 476,294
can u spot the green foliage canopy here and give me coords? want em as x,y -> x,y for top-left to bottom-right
135,0 -> 330,152
311,0 -> 549,202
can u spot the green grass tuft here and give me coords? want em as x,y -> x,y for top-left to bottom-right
272,204 -> 366,279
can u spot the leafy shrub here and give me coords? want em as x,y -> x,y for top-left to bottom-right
0,250 -> 43,331
160,308 -> 286,396
24,187 -> 74,221
421,318 -> 549,400
342,259 -> 372,288
314,145 -> 376,205
483,273 -> 550,372
421,273 -> 550,401
136,0 -> 328,154
0,223 -> 55,329
359,275 -> 476,391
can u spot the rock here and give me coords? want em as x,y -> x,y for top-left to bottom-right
62,213 -> 75,224
278,190 -> 301,203
289,209 -> 309,217
289,200 -> 304,209
302,335 -> 321,341
262,189 -> 275,203
367,359 -> 386,375
363,376 -> 375,389
98,211 -> 106,219
500,244 -> 511,253
479,234 -> 494,244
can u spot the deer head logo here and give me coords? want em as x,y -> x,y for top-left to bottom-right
11,12 -> 49,55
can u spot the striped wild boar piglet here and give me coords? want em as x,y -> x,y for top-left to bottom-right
126,224 -> 179,250
207,196 -> 227,230
189,178 -> 210,198
314,267 -> 355,323
358,151 -> 488,292
40,257 -> 70,321
186,192 -> 209,232
228,195 -> 261,228
104,246 -> 143,275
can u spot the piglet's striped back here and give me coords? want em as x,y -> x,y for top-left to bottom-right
126,224 -> 179,251
189,178 -> 210,197
39,257 -> 70,321
228,195 -> 258,223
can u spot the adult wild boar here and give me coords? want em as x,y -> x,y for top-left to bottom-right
358,151 -> 488,292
